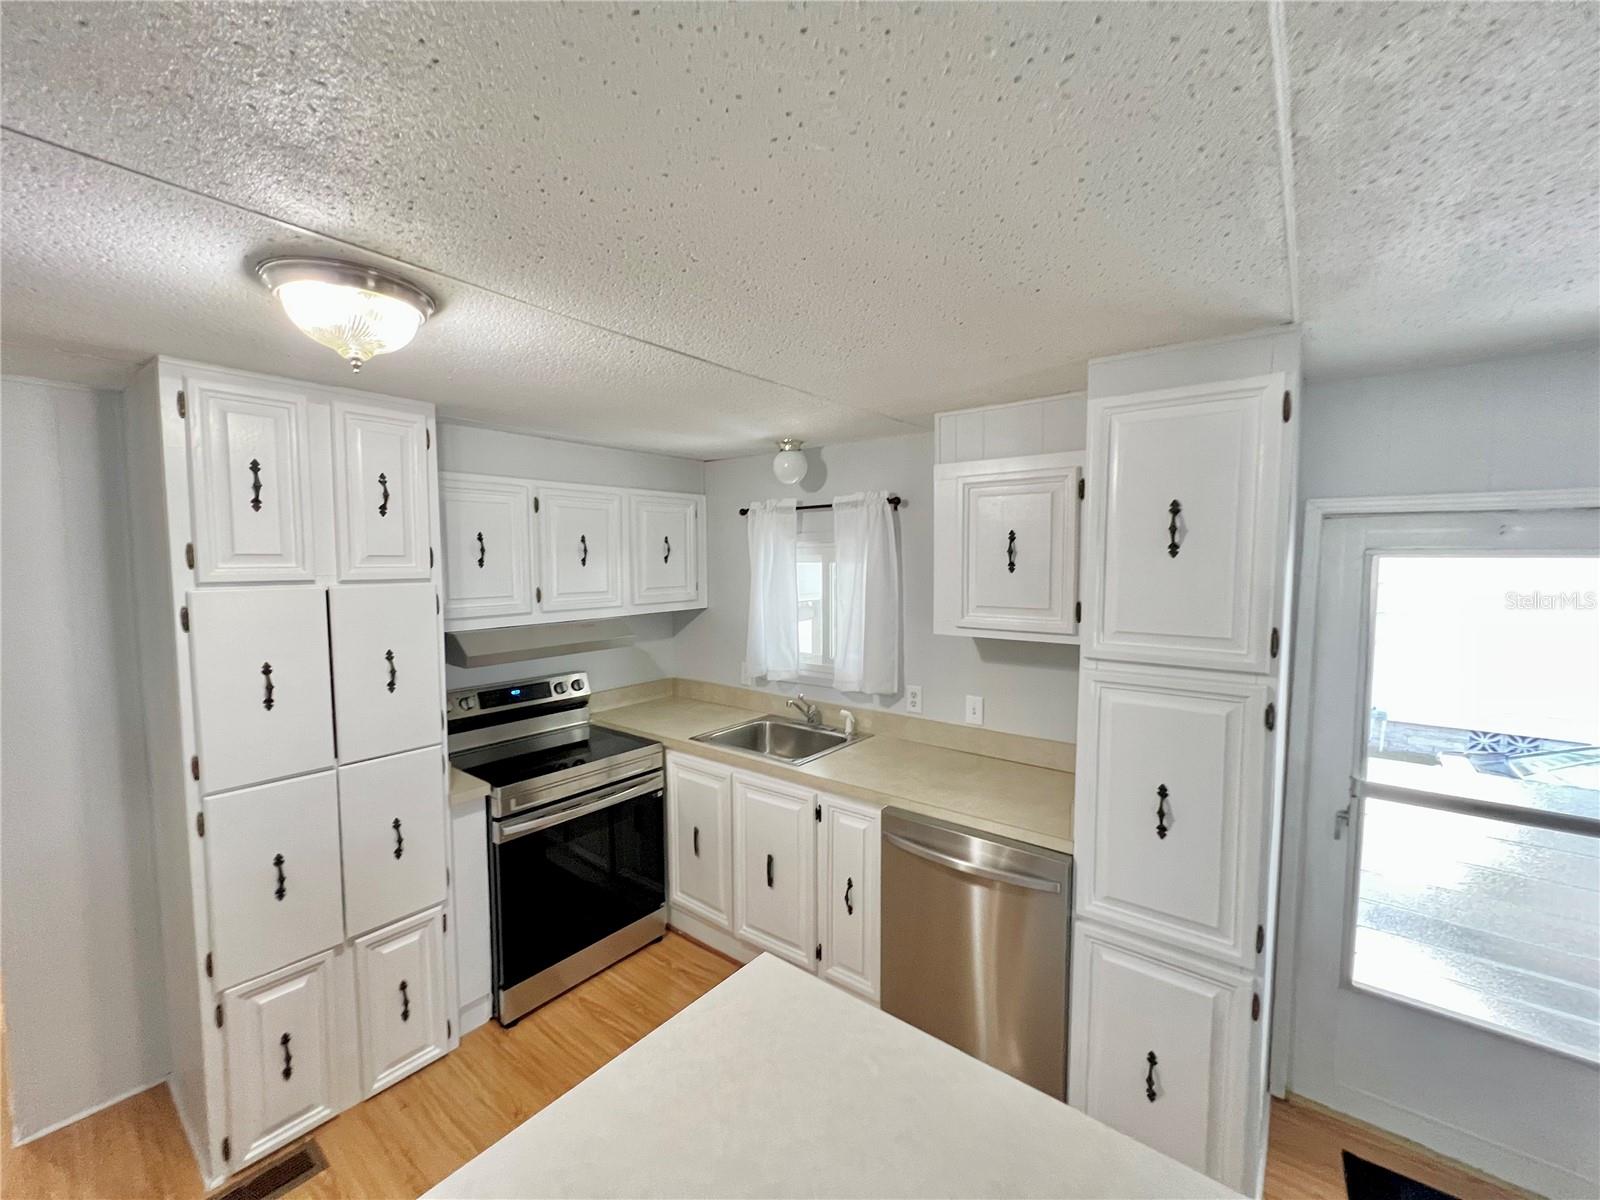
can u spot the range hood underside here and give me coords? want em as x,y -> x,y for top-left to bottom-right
444,620 -> 638,668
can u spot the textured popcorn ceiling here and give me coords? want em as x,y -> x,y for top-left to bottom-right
1,2 -> 1594,457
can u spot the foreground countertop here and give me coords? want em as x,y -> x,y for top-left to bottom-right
425,954 -> 1233,1199
596,697 -> 1074,853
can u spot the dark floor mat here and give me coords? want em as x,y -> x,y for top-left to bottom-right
212,1141 -> 326,1200
1343,1150 -> 1461,1200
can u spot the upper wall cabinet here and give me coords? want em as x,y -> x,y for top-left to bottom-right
440,473 -> 534,622
628,491 -> 704,607
186,372 -> 316,583
537,483 -> 624,613
1083,374 -> 1286,673
332,401 -> 431,581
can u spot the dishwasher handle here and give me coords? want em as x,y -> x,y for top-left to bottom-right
884,831 -> 1063,893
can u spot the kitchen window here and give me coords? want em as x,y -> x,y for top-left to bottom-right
1350,554 -> 1600,1061
796,529 -> 838,683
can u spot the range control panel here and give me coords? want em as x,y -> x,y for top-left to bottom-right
448,671 -> 588,714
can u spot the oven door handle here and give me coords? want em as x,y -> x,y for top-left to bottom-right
492,773 -> 663,843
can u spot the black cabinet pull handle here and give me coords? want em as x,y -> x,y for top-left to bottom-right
1156,784 -> 1170,840
1167,500 -> 1182,558
766,853 -> 774,888
385,649 -> 397,693
579,533 -> 588,566
1145,1051 -> 1158,1102
399,980 -> 410,1022
692,825 -> 700,857
392,817 -> 404,859
280,1031 -> 293,1080
476,531 -> 486,568
1006,528 -> 1017,574
273,853 -> 286,901
844,876 -> 854,916
663,535 -> 671,564
378,472 -> 390,517
261,662 -> 275,711
248,458 -> 263,512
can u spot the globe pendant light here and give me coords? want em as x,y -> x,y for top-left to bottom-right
772,438 -> 808,485
255,257 -> 437,372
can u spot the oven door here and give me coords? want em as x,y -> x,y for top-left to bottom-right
489,770 -> 666,1019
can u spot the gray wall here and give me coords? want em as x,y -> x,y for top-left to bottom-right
671,432 -> 1080,742
1,378 -> 168,1141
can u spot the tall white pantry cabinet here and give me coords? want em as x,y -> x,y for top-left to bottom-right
1068,347 -> 1299,1197
125,359 -> 457,1188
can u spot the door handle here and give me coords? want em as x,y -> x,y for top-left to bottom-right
261,662 -> 275,711
692,825 -> 700,857
280,1032 -> 293,1080
273,853 -> 286,901
1145,1051 -> 1158,1102
399,980 -> 410,1022
844,876 -> 854,915
1167,500 -> 1182,558
884,832 -> 1062,893
580,534 -> 588,566
766,853 -> 774,888
492,774 -> 664,843
378,472 -> 390,517
385,649 -> 397,693
663,535 -> 671,564
393,816 -> 404,859
1156,784 -> 1170,839
1006,529 -> 1017,574
248,458 -> 263,512
476,531 -> 485,568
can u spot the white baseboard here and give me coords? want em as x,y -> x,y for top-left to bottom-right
667,908 -> 758,965
458,994 -> 493,1037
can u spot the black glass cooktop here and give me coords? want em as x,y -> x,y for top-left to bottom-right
450,724 -> 659,790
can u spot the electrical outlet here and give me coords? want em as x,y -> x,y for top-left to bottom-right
905,684 -> 923,714
965,694 -> 984,725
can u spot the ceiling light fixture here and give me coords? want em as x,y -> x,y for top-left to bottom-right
772,438 -> 808,485
255,257 -> 437,372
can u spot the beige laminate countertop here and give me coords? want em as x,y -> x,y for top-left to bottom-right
595,698 -> 1074,854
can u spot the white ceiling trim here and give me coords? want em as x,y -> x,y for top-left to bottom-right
1266,0 -> 1302,327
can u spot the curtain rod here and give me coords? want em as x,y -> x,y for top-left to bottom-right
739,496 -> 902,516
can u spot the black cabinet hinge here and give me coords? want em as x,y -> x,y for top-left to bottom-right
179,605 -> 190,632
815,943 -> 822,962
1077,477 -> 1085,500
814,803 -> 822,822
533,496 -> 541,514
1270,626 -> 1280,659
184,542 -> 195,570
1075,600 -> 1082,623
535,586 -> 542,604
447,1019 -> 453,1039
195,811 -> 205,837
191,756 -> 200,782
204,951 -> 213,978
436,593 -> 441,615
443,912 -> 448,933
1252,992 -> 1261,1021
1255,925 -> 1265,954
425,427 -> 432,450
1264,702 -> 1276,732
221,1136 -> 230,1163
429,547 -> 435,569
1282,390 -> 1292,423
214,1003 -> 223,1028
176,390 -> 187,419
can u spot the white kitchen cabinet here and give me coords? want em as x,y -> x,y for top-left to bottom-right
628,491 -> 703,607
221,949 -> 340,1169
441,473 -> 533,621
185,371 -> 316,584
204,772 -> 345,989
354,907 -> 448,1098
1075,664 -> 1268,967
1084,374 -> 1286,673
332,400 -> 432,581
536,483 -> 624,613
732,773 -> 817,970
817,795 -> 880,1003
667,753 -> 733,931
328,582 -> 442,765
1070,926 -> 1250,1184
338,748 -> 449,938
934,452 -> 1083,642
188,586 -> 334,795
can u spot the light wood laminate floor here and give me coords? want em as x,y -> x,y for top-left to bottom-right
3,933 -> 1531,1200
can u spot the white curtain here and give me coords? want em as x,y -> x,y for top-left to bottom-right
743,498 -> 799,684
832,491 -> 900,694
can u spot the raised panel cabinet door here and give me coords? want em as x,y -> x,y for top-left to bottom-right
629,492 -> 702,606
1071,929 -> 1249,1186
959,466 -> 1079,635
338,748 -> 448,938
328,583 -> 442,764
1086,375 -> 1285,672
222,950 -> 339,1169
440,474 -> 532,621
185,372 -> 315,583
732,774 -> 816,968
1075,666 -> 1267,966
333,400 -> 431,581
354,907 -> 448,1097
204,772 -> 344,989
818,796 -> 880,1002
666,755 -> 733,930
538,485 -> 624,612
188,586 -> 334,794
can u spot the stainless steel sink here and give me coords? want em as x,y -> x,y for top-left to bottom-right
692,716 -> 867,765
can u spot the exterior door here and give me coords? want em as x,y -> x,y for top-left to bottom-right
332,400 -> 431,581
1085,375 -> 1284,672
185,371 -> 315,583
667,754 -> 733,930
538,484 -> 624,613
630,492 -> 702,606
957,464 -> 1079,635
732,774 -> 816,969
1283,504 -> 1599,1198
188,586 -> 334,794
441,473 -> 533,621
328,582 -> 441,764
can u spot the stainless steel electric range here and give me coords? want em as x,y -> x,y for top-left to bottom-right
446,671 -> 665,1026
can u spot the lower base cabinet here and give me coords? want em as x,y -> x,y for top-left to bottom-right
355,906 -> 449,1097
733,774 -> 818,968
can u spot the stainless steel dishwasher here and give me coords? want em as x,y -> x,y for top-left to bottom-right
880,807 -> 1073,1099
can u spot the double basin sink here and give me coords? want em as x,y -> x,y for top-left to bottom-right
692,715 -> 867,765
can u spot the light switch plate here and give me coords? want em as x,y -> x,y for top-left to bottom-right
965,694 -> 984,725
905,684 -> 923,714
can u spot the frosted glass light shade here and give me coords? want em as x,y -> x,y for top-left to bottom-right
256,258 -> 436,372
773,438 -> 808,485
